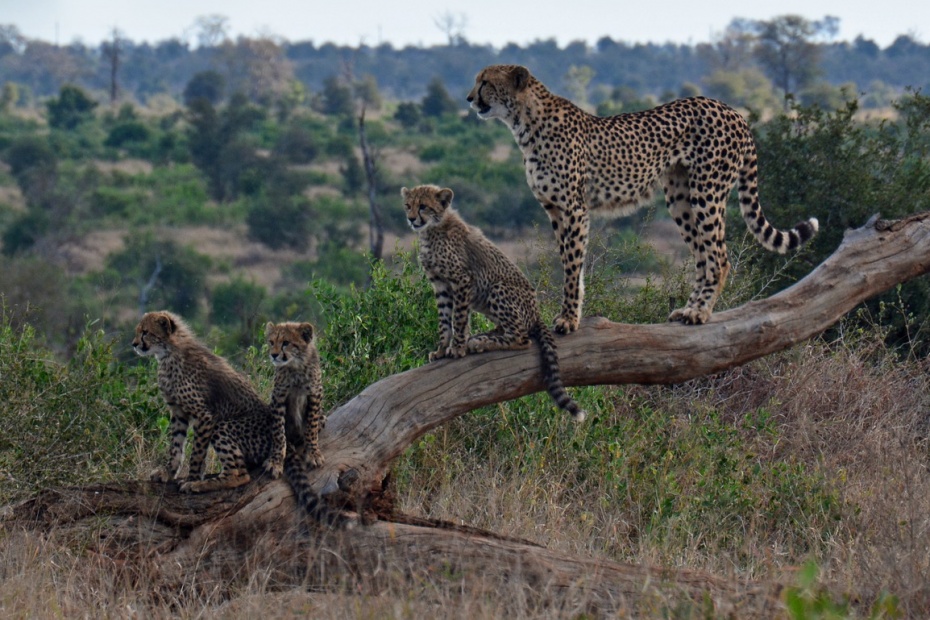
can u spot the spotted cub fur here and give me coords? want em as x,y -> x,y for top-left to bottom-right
265,321 -> 325,469
265,321 -> 339,522
403,184 -> 585,421
132,311 -> 285,493
467,64 -> 819,329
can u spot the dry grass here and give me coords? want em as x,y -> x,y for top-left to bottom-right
2,332 -> 928,617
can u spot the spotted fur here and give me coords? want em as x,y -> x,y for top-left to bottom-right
265,321 -> 340,523
467,64 -> 819,329
403,184 -> 585,421
132,311 -> 285,493
266,321 -> 325,469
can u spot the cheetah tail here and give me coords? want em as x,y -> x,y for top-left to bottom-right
283,451 -> 341,525
738,157 -> 818,255
530,322 -> 586,422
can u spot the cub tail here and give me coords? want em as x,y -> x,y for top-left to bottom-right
283,450 -> 340,525
530,322 -> 586,422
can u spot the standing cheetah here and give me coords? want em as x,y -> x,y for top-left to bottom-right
132,311 -> 286,493
403,184 -> 585,421
467,64 -> 819,330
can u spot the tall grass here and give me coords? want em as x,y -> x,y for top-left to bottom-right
1,248 -> 929,616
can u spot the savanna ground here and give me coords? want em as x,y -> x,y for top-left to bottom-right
2,238 -> 928,619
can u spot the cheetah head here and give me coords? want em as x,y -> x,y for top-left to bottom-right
466,64 -> 531,121
401,185 -> 454,232
132,311 -> 181,360
265,321 -> 316,367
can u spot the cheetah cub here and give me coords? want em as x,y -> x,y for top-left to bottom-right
265,321 -> 339,522
403,184 -> 585,421
265,321 -> 325,469
132,311 -> 286,492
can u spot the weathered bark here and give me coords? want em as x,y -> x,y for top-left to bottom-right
4,213 -> 930,614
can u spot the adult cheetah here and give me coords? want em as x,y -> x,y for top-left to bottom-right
467,64 -> 818,330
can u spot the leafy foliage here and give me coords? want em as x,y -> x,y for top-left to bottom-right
45,85 -> 98,130
0,309 -> 163,504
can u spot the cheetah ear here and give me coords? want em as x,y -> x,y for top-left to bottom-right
157,313 -> 176,335
512,66 -> 530,91
437,188 -> 454,208
264,321 -> 275,337
299,323 -> 314,343
401,186 -> 409,198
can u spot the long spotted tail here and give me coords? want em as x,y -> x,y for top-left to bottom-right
530,322 -> 586,422
283,450 -> 340,525
738,143 -> 819,254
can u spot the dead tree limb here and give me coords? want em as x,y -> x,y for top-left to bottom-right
5,212 -> 930,614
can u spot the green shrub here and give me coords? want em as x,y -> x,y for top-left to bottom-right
312,254 -> 436,407
0,311 -> 163,504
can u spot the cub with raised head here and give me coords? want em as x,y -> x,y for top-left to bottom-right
403,184 -> 585,421
265,321 -> 337,522
467,64 -> 819,330
265,321 -> 325,468
132,310 -> 286,492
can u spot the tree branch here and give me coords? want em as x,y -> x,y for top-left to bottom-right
310,212 -> 930,497
5,212 -> 929,614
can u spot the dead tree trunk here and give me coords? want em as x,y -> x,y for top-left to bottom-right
5,213 -> 930,614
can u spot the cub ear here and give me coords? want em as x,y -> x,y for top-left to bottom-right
437,188 -> 454,208
264,321 -> 275,337
401,187 -> 409,198
299,323 -> 314,343
157,313 -> 176,335
512,66 -> 530,91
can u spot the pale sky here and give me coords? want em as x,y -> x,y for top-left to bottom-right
1,0 -> 927,49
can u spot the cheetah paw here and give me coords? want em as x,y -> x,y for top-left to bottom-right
261,458 -> 284,479
445,345 -> 467,359
150,467 -> 173,483
305,450 -> 325,469
667,306 -> 710,325
553,315 -> 579,335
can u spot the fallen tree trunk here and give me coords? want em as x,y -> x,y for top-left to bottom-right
5,213 -> 930,614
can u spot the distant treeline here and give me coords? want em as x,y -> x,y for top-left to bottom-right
1,17 -> 929,107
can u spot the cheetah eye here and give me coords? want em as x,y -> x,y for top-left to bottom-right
282,340 -> 290,347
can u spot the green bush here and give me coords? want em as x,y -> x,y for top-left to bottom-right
0,310 -> 163,504
312,254 -> 436,407
752,93 -> 930,351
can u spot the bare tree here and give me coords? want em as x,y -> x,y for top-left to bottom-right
433,11 -> 468,46
100,27 -> 124,105
358,104 -> 384,265
190,14 -> 230,48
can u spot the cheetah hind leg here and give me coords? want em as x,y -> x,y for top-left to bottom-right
466,326 -> 531,354
180,469 -> 251,493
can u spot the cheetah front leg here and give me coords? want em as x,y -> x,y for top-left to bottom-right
445,277 -> 474,358
546,201 -> 589,334
261,401 -> 286,479
151,407 -> 188,483
182,413 -> 215,485
302,382 -> 325,469
428,276 -> 454,361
